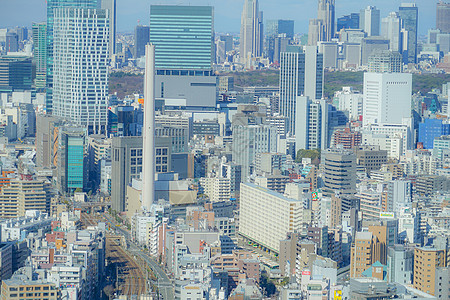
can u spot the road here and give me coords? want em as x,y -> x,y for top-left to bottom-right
104,213 -> 175,300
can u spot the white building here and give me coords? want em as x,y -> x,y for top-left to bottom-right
240,0 -> 263,66
239,183 -> 303,254
362,72 -> 412,126
53,8 -> 109,134
199,177 -> 231,202
397,208 -> 420,244
381,12 -> 402,52
335,87 -> 363,121
360,6 -> 381,36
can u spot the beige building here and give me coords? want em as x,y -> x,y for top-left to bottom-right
350,232 -> 382,278
1,279 -> 58,300
239,183 -> 303,254
199,177 -> 231,202
0,180 -> 51,218
413,247 -> 447,296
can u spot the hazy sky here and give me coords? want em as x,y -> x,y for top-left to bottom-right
0,0 -> 435,35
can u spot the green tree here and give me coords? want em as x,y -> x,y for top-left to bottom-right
295,149 -> 321,165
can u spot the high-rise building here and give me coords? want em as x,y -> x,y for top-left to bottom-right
57,126 -> 87,195
231,124 -> 277,181
150,5 -> 216,110
413,247 -> 447,296
46,0 -> 99,114
240,0 -> 264,65
362,72 -> 412,126
52,8 -> 109,134
361,37 -> 389,65
437,1 -> 450,33
317,0 -> 335,41
266,20 -> 294,63
337,13 -> 360,32
322,148 -> 356,195
0,56 -> 33,93
32,23 -> 47,90
418,119 -> 450,149
295,97 -> 329,151
360,6 -> 380,36
6,33 -> 19,52
381,12 -> 402,52
134,25 -> 149,59
399,3 -> 418,64
266,20 -> 294,39
386,180 -> 412,213
279,46 -> 324,135
101,0 -> 116,57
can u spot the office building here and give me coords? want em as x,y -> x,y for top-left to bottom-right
32,23 -> 47,90
240,0 -> 263,65
239,183 -> 303,254
231,124 -> 277,180
386,180 -> 412,213
52,7 -> 109,134
0,57 -> 33,93
360,6 -> 380,36
101,0 -> 116,57
317,0 -> 335,42
350,232 -> 382,278
295,97 -> 329,151
134,25 -> 149,59
418,119 -> 450,149
362,72 -> 412,126
399,3 -> 418,64
437,1 -> 450,33
150,5 -> 216,110
46,0 -> 99,114
337,13 -> 360,32
279,46 -> 324,135
387,245 -> 414,285
367,50 -> 402,73
413,247 -> 446,296
322,148 -> 356,195
57,127 -> 87,195
5,33 -> 19,53
0,279 -> 58,300
266,20 -> 294,63
266,20 -> 294,39
361,37 -> 389,65
0,180 -> 52,219
381,12 -> 402,52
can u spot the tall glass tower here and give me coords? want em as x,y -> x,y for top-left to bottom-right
46,0 -> 98,114
399,3 -> 418,64
32,23 -> 47,90
150,5 -> 214,71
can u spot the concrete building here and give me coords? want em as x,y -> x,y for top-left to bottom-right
363,72 -> 412,126
386,180 -> 412,214
0,180 -> 51,219
387,244 -> 414,285
279,46 -> 324,135
437,1 -> 450,33
350,232 -> 381,278
322,148 -> 356,195
381,12 -> 402,52
240,0 -> 263,66
333,128 -> 362,149
413,247 -> 446,296
361,37 -> 389,65
199,177 -> 231,203
435,267 -> 450,299
368,50 -> 402,73
52,7 -> 109,134
239,183 -> 303,254
356,146 -> 387,171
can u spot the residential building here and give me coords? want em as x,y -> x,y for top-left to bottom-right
239,183 -> 303,254
350,232 -> 381,278
333,128 -> 362,149
295,97 -> 329,151
413,247 -> 446,296
0,279 -> 58,300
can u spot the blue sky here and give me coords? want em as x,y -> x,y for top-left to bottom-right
0,0 -> 435,35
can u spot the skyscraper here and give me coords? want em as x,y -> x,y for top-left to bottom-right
360,6 -> 381,36
362,73 -> 412,126
399,3 -> 418,64
32,23 -> 47,90
101,0 -> 116,57
295,97 -> 329,151
279,46 -> 324,135
52,7 -> 109,134
266,20 -> 294,63
134,25 -> 150,59
337,13 -> 360,32
240,0 -> 264,65
317,0 -> 335,41
46,0 -> 98,114
150,5 -> 216,110
437,1 -> 450,33
381,12 -> 402,52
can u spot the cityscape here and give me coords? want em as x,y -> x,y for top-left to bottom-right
1,0 -> 450,299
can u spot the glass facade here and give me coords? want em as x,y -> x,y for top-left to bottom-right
399,4 -> 418,64
67,136 -> 84,190
150,5 -> 214,70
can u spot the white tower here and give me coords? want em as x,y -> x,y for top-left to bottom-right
142,44 -> 155,210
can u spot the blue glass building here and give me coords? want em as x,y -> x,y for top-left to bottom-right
418,119 -> 450,149
150,5 -> 214,71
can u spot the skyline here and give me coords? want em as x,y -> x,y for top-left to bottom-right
1,0 -> 437,35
